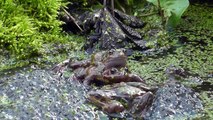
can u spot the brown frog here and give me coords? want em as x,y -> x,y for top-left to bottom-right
53,49 -> 144,85
87,82 -> 155,115
70,49 -> 127,70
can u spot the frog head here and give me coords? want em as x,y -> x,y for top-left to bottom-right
87,90 -> 125,113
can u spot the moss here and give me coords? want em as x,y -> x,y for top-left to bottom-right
0,0 -> 79,59
0,0 -> 88,71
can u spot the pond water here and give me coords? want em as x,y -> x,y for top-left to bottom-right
0,3 -> 212,120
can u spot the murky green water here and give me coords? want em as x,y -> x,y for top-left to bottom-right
0,4 -> 212,120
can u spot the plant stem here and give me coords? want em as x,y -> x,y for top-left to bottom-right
138,12 -> 158,17
104,0 -> 106,6
157,0 -> 165,26
62,7 -> 83,32
111,0 -> 114,16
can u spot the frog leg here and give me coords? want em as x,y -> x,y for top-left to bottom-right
52,58 -> 90,77
103,71 -> 145,83
103,100 -> 125,114
52,59 -> 70,77
127,74 -> 145,83
130,92 -> 154,115
83,72 -> 107,86
83,74 -> 97,86
71,67 -> 87,82
69,59 -> 91,69
126,82 -> 158,92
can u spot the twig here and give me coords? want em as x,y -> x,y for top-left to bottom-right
62,7 -> 83,32
138,12 -> 158,17
157,0 -> 165,26
111,0 -> 114,16
104,0 -> 106,6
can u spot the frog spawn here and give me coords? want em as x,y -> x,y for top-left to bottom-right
144,82 -> 203,120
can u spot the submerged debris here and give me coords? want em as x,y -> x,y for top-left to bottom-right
61,5 -> 147,53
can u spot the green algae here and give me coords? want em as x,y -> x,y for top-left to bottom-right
199,92 -> 213,119
179,4 -> 213,31
128,4 -> 213,119
0,2 -> 212,119
128,4 -> 213,84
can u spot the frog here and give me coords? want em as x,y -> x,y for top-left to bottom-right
53,49 -> 126,72
70,49 -> 127,70
81,66 -> 145,85
101,67 -> 145,84
52,49 -> 144,85
52,49 -> 126,75
87,82 -> 155,116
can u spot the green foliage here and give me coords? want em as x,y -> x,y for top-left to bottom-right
200,92 -> 213,119
126,0 -> 134,5
146,0 -> 189,28
0,0 -> 69,59
178,5 -> 213,31
70,0 -> 97,6
114,0 -> 140,14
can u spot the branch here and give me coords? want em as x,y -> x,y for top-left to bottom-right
62,7 -> 83,32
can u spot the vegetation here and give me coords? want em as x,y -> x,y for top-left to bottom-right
0,0 -> 212,119
0,0 -> 77,60
147,0 -> 189,28
129,4 -> 213,119
78,0 -> 190,28
0,0 -> 86,71
0,0 -> 189,61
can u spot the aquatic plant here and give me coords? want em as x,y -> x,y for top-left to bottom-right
146,0 -> 189,28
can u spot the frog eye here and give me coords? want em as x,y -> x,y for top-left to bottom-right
94,94 -> 102,99
108,49 -> 115,55
108,51 -> 112,55
94,95 -> 101,99
110,68 -> 118,74
122,49 -> 126,53
109,50 -> 113,55
124,67 -> 129,72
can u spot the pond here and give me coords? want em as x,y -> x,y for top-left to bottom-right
0,3 -> 212,120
